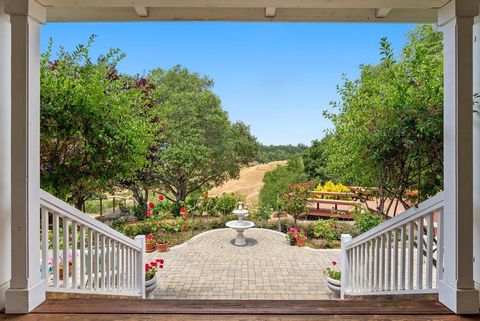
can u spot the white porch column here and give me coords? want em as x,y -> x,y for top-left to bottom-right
0,0 -> 11,311
4,0 -> 46,314
473,14 -> 480,292
438,0 -> 480,314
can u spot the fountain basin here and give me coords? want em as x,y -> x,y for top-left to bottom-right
226,220 -> 255,246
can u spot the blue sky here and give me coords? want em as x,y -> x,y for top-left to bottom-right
40,22 -> 414,145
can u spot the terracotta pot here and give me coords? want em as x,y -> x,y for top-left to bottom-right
59,262 -> 72,279
156,242 -> 168,252
296,238 -> 306,247
145,241 -> 156,253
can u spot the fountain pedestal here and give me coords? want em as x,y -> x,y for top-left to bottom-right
226,220 -> 255,246
226,202 -> 255,246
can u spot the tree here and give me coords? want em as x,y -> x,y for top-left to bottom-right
303,135 -> 332,182
323,25 -> 443,215
129,66 -> 259,212
40,36 -> 153,209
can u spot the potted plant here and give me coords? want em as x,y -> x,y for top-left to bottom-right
156,232 -> 169,252
145,258 -> 164,299
286,227 -> 298,246
295,229 -> 307,247
324,260 -> 341,297
145,234 -> 156,253
50,254 -> 73,279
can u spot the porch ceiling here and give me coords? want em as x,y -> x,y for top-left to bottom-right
37,0 -> 449,23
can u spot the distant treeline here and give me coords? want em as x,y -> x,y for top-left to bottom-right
256,144 -> 308,163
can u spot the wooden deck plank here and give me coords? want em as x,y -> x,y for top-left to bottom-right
31,299 -> 453,315
0,314 -> 478,321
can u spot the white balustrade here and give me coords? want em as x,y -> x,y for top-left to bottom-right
39,189 -> 146,297
341,193 -> 444,298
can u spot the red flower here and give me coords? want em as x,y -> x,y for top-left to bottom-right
146,234 -> 154,239
159,265 -> 164,269
203,193 -> 208,199
180,207 -> 186,213
182,213 -> 188,220
158,195 -> 164,201
156,259 -> 164,264
146,210 -> 152,217
148,202 -> 155,209
332,260 -> 337,266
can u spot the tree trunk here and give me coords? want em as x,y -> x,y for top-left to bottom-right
130,184 -> 149,213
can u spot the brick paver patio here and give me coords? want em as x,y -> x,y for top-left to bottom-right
147,228 -> 340,300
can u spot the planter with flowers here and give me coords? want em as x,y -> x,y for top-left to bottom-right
48,254 -> 73,279
324,260 -> 341,297
156,232 -> 169,252
295,230 -> 307,247
285,227 -> 298,246
145,258 -> 164,299
145,234 -> 156,253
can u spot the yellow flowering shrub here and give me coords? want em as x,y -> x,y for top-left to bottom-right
314,181 -> 351,199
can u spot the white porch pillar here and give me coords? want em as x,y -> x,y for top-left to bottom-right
438,0 -> 480,314
4,0 -> 46,314
473,14 -> 480,292
0,0 -> 12,311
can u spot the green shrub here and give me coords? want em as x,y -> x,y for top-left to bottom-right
259,156 -> 307,210
310,219 -> 356,247
351,207 -> 383,234
214,193 -> 244,217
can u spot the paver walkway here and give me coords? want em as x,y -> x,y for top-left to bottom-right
147,228 -> 340,300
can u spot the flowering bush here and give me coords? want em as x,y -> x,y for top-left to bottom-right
145,258 -> 164,281
324,260 -> 341,280
315,181 -> 351,200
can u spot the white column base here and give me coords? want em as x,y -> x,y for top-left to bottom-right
439,280 -> 479,314
5,279 -> 45,314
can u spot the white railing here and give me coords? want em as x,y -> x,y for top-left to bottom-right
40,189 -> 145,297
341,193 -> 444,298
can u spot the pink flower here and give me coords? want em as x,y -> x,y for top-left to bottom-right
146,210 -> 152,217
182,213 -> 188,219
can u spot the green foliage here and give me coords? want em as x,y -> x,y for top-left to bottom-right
281,181 -> 316,224
214,193 -> 244,217
302,136 -> 332,182
310,219 -> 356,247
136,66 -> 259,207
323,25 -> 444,209
351,207 -> 383,234
40,36 -> 153,207
259,157 -> 307,210
256,144 -> 308,163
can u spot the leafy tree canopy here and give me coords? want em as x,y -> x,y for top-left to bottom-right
322,25 -> 443,212
40,36 -> 153,208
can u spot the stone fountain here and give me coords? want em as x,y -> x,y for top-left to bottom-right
225,202 -> 255,246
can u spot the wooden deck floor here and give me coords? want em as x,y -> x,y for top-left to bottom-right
1,299 -> 479,320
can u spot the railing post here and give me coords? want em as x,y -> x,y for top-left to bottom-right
341,234 -> 352,299
134,235 -> 145,299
